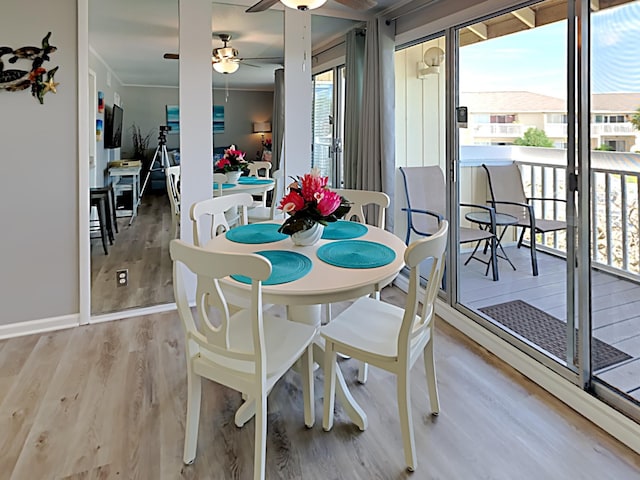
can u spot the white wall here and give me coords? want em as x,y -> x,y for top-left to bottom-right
1,0 -> 79,325
212,89 -> 274,160
89,49 -> 123,186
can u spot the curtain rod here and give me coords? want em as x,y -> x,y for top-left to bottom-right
313,28 -> 365,59
385,0 -> 442,24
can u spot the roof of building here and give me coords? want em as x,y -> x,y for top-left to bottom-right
460,91 -> 640,114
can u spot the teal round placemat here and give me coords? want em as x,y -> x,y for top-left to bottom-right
231,250 -> 312,285
322,220 -> 368,240
225,223 -> 288,244
239,178 -> 274,185
316,240 -> 396,269
213,182 -> 235,189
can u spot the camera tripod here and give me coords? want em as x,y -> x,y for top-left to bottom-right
130,126 -> 172,225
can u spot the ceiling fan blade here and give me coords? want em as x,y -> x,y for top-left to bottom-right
241,57 -> 284,63
239,61 -> 261,68
163,53 -> 179,60
246,0 -> 280,13
335,0 -> 377,10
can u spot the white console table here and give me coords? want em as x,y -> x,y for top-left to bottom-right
109,165 -> 141,219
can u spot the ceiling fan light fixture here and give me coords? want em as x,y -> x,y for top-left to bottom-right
213,59 -> 239,74
216,46 -> 237,59
280,0 -> 327,11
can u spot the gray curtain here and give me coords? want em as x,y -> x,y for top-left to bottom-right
272,68 -> 285,171
356,18 -> 396,231
343,28 -> 365,190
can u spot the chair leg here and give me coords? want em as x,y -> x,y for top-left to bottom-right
423,340 -> 440,415
530,234 -> 539,276
397,368 -> 417,472
357,361 -> 368,384
517,227 -> 526,248
183,371 -> 202,465
323,342 -> 337,432
301,345 -> 315,428
254,393 -> 267,480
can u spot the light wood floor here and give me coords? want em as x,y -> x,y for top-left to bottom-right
2,287 -> 639,479
91,192 -> 174,315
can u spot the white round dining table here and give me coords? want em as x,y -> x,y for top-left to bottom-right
213,179 -> 274,197
204,221 -> 407,430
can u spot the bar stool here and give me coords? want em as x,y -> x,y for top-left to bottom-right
90,185 -> 118,241
90,191 -> 110,255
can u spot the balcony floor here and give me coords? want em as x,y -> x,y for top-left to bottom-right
459,244 -> 640,401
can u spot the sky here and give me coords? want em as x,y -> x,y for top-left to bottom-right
459,1 -> 640,97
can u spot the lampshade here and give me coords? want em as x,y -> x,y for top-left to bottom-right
213,59 -> 239,74
280,0 -> 327,11
253,121 -> 272,133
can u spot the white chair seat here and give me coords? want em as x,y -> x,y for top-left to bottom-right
197,311 -> 316,379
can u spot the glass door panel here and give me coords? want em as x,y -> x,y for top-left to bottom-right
312,70 -> 335,182
455,1 -> 577,374
589,0 -> 640,406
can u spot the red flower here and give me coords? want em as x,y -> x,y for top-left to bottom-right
300,171 -> 328,202
278,191 -> 305,213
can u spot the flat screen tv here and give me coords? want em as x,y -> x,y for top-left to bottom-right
105,104 -> 123,149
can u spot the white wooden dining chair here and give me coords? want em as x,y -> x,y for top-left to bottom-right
170,239 -> 316,480
332,188 -> 391,229
247,161 -> 273,207
326,188 -> 391,383
247,169 -> 285,223
190,193 -> 254,247
248,161 -> 272,178
213,172 -> 228,197
321,221 -> 448,473
165,165 -> 181,240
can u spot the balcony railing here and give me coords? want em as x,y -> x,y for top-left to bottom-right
462,145 -> 640,282
591,122 -> 636,136
472,123 -> 529,137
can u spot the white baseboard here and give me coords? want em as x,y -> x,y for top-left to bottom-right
89,302 -> 177,324
0,314 -> 79,340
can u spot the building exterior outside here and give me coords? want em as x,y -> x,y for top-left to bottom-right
460,91 -> 640,152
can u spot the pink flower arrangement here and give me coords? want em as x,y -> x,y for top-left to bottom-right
215,145 -> 247,172
262,138 -> 272,151
278,169 -> 350,235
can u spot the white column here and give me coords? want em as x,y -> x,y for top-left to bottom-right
284,9 -> 313,180
179,0 -> 213,245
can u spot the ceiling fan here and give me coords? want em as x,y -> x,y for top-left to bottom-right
163,34 -> 283,74
246,0 -> 377,13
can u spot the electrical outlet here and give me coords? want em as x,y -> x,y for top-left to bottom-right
116,269 -> 128,287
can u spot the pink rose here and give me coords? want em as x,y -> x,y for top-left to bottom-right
317,190 -> 341,216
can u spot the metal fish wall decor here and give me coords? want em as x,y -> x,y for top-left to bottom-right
0,32 -> 60,104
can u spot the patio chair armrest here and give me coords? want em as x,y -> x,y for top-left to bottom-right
402,207 -> 444,222
527,197 -> 567,204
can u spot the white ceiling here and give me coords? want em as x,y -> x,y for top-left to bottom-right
89,0 -> 398,90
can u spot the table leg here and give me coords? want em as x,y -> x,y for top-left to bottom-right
288,305 -> 368,430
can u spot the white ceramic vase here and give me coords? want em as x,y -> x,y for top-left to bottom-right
226,170 -> 242,184
291,222 -> 324,246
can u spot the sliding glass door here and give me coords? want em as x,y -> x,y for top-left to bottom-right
453,0 -> 578,378
589,0 -> 640,413
312,67 -> 345,187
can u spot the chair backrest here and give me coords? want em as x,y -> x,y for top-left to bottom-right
165,166 -> 181,215
332,188 -> 390,228
482,163 -> 530,222
190,193 -> 254,246
248,161 -> 272,178
213,173 -> 228,196
170,239 -> 272,381
398,220 -> 448,356
269,169 -> 285,219
399,166 -> 445,235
